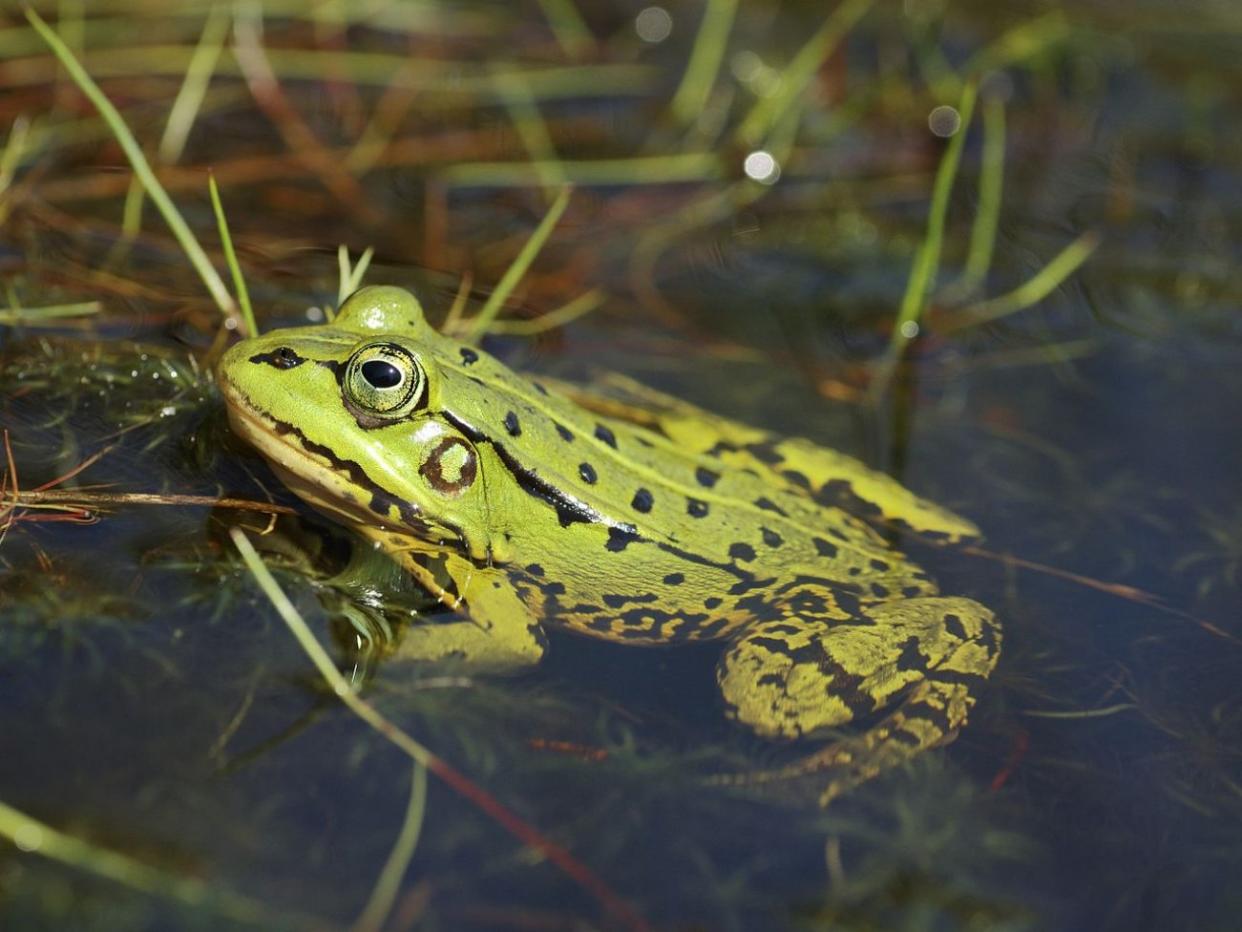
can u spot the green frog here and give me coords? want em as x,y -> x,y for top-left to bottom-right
217,286 -> 1000,804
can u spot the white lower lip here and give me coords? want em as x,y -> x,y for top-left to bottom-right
218,377 -> 418,533
219,379 -> 324,482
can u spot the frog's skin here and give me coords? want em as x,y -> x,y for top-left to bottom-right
218,286 -> 1000,804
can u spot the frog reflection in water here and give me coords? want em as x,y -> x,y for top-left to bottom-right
217,286 -> 1000,804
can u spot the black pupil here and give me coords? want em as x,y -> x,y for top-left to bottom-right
361,359 -> 402,389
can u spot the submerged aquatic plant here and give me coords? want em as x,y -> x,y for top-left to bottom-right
1174,504 -> 1242,601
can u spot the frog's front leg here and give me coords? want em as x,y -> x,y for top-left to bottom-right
717,596 -> 1000,805
390,548 -> 546,669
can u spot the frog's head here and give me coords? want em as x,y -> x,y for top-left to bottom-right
217,286 -> 499,561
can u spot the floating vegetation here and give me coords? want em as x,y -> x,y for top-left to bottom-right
1,338 -> 211,423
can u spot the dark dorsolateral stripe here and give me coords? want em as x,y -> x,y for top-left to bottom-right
268,415 -> 426,530
606,526 -> 640,552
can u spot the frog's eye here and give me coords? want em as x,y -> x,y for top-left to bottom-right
343,342 -> 426,420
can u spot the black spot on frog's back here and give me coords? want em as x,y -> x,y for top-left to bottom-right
594,424 -> 617,448
744,442 -> 783,465
602,592 -> 658,608
728,542 -> 757,562
782,470 -> 811,490
754,497 -> 788,517
631,488 -> 654,513
817,478 -> 882,516
695,466 -> 720,488
813,537 -> 838,558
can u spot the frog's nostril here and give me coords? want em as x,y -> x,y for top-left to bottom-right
248,347 -> 305,370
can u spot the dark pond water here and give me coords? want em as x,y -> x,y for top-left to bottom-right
1,2 -> 1240,929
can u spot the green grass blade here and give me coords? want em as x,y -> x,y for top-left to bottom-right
941,231 -> 1100,332
440,152 -> 719,188
465,185 -> 572,341
158,2 -> 230,164
960,94 -> 1006,293
965,13 -> 1069,78
870,81 -> 978,401
486,288 -> 605,335
120,2 -> 231,243
349,247 -> 375,293
0,115 -> 30,194
24,6 -> 237,320
670,0 -> 738,127
228,527 -> 436,768
494,66 -> 566,198
0,42 -> 657,99
117,1 -> 227,249
118,177 -> 145,238
337,245 -> 375,307
352,762 -> 429,932
0,115 -> 31,226
734,0 -> 872,148
0,796 -> 303,927
0,301 -> 101,324
337,244 -> 352,312
535,0 -> 593,58
207,172 -> 256,337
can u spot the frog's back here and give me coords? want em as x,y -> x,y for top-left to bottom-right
428,346 -> 938,642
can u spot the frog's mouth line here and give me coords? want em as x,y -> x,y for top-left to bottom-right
219,376 -> 438,540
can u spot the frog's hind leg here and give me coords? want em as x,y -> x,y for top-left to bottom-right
716,596 -> 1000,805
745,439 -> 980,542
